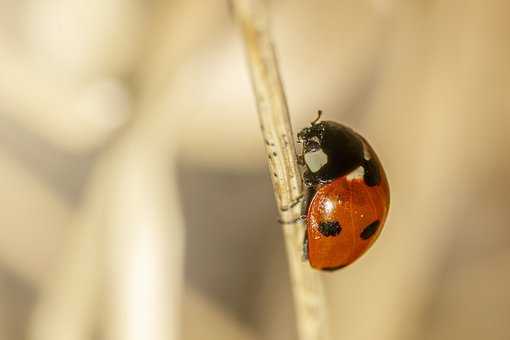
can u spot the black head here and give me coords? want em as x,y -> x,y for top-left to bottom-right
297,117 -> 364,185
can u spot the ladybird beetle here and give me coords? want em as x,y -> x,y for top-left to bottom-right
297,111 -> 390,270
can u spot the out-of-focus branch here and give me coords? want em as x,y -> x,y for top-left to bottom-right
229,1 -> 329,340
27,134 -> 185,340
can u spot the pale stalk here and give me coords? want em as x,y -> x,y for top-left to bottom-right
230,1 -> 329,339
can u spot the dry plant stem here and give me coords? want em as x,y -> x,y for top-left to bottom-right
230,1 -> 329,339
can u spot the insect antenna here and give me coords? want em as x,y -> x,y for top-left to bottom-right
311,110 -> 323,125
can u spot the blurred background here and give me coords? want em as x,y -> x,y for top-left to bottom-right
1,0 -> 510,339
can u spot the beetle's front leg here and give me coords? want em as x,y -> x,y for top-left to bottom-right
302,231 -> 309,261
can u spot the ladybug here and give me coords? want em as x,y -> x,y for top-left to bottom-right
297,111 -> 390,270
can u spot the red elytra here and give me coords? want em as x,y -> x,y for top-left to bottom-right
306,160 -> 390,270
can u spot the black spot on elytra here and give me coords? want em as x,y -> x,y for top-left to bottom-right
319,221 -> 342,237
360,220 -> 380,240
362,159 -> 381,187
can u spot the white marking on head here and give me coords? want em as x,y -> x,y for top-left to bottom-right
363,145 -> 371,160
304,149 -> 328,173
346,166 -> 365,181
